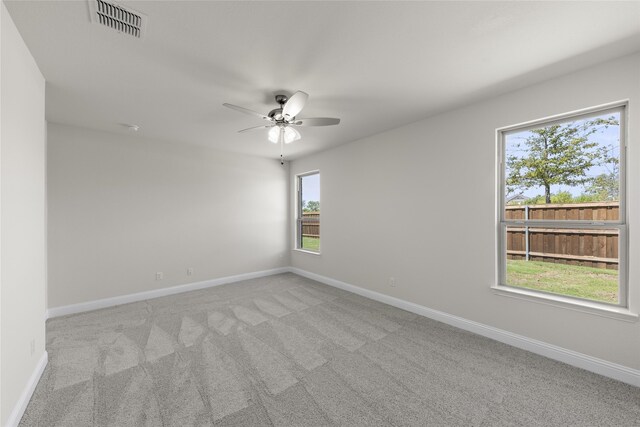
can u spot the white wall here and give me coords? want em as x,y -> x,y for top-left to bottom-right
47,123 -> 289,308
1,2 -> 47,424
290,53 -> 640,370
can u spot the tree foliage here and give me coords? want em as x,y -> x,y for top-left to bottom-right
302,200 -> 320,212
584,169 -> 619,201
523,189 -> 616,205
525,191 -> 591,205
506,117 -> 618,203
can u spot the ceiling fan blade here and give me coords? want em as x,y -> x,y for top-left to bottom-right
292,117 -> 340,127
223,103 -> 271,121
282,91 -> 309,119
238,125 -> 274,133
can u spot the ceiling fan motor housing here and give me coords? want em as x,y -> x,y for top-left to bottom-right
268,108 -> 284,121
270,95 -> 289,121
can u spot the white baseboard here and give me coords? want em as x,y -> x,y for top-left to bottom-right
289,267 -> 640,388
46,267 -> 289,319
5,351 -> 48,427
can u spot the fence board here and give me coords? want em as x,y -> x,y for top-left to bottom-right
505,202 -> 619,270
301,212 -> 320,237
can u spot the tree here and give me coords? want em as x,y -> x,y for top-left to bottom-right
583,168 -> 619,201
550,191 -> 573,204
303,200 -> 320,212
525,191 -> 576,205
302,200 -> 320,212
506,117 -> 618,203
573,193 -> 600,203
524,194 -> 546,205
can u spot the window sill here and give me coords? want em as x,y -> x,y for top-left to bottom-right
292,249 -> 321,256
491,285 -> 638,322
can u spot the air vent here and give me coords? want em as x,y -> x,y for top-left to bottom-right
88,0 -> 147,38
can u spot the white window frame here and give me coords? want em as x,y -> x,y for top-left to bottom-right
295,170 -> 320,254
495,102 -> 630,315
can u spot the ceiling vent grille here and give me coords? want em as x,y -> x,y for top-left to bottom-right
88,0 -> 147,38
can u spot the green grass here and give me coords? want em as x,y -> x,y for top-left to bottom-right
301,236 -> 320,252
506,260 -> 618,303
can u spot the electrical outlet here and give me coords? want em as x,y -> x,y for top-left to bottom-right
187,268 -> 193,276
156,272 -> 163,281
389,277 -> 396,287
30,339 -> 35,356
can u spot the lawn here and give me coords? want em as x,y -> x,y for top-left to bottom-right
506,260 -> 618,303
302,236 -> 320,252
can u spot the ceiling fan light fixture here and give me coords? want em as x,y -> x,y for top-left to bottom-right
284,126 -> 300,144
268,125 -> 299,144
224,91 -> 339,152
284,126 -> 301,144
268,126 -> 280,143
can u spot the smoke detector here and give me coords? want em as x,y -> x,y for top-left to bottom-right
87,0 -> 147,38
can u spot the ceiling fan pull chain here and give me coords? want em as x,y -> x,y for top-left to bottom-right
280,138 -> 284,165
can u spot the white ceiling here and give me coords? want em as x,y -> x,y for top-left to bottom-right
5,1 -> 640,160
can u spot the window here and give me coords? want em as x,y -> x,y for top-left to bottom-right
498,104 -> 626,307
296,171 -> 320,253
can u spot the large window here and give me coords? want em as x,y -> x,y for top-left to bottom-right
296,171 -> 320,252
498,104 -> 626,306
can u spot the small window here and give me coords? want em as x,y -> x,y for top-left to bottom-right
296,171 -> 320,252
498,104 -> 626,306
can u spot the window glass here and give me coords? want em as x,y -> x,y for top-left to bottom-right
297,172 -> 320,252
500,106 -> 625,306
505,225 -> 619,304
505,111 -> 620,214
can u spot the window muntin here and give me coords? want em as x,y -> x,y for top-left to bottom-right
296,171 -> 320,252
498,104 -> 626,306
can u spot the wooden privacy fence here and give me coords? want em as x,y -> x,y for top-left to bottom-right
302,212 -> 320,238
505,202 -> 619,270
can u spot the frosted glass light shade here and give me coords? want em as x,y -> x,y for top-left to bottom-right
268,126 -> 300,144
268,126 -> 280,143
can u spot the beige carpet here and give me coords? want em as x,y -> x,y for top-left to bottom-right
20,273 -> 640,426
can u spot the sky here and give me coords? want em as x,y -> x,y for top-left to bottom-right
504,111 -> 620,199
301,173 -> 320,204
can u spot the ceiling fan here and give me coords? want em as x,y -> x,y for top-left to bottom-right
223,91 -> 340,163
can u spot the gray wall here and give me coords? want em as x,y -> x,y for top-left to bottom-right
290,53 -> 640,370
1,2 -> 47,424
47,123 -> 289,308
